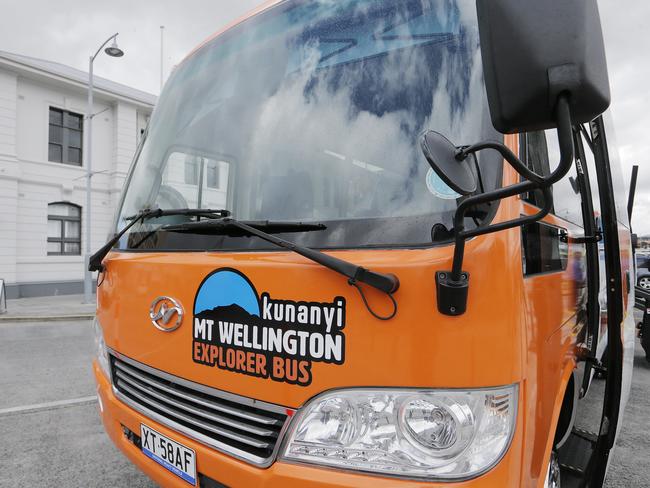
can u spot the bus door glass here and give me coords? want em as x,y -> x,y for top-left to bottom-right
573,130 -> 608,396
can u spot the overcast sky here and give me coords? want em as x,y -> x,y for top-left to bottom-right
0,0 -> 648,234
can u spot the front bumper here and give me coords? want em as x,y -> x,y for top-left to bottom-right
94,361 -> 522,487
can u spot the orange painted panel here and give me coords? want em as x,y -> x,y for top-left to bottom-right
95,132 -> 581,486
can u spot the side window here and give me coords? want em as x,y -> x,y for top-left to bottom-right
521,130 -> 583,226
577,128 -> 607,311
522,131 -> 551,179
160,151 -> 230,210
202,160 -> 230,209
206,161 -> 220,189
577,128 -> 602,222
521,222 -> 568,276
184,157 -> 200,185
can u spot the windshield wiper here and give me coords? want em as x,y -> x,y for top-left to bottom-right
88,208 -> 230,272
124,208 -> 230,221
164,218 -> 400,319
164,219 -> 327,236
128,220 -> 327,253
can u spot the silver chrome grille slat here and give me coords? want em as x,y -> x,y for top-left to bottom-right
109,352 -> 289,467
116,381 -> 271,449
114,361 -> 281,426
114,369 -> 277,438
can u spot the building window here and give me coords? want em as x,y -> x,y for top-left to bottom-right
206,160 -> 220,189
47,203 -> 81,255
48,107 -> 83,166
184,157 -> 199,185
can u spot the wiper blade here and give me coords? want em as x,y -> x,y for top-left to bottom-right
91,211 -> 400,320
124,208 -> 230,221
88,208 -> 230,271
163,219 -> 326,236
165,218 -> 400,298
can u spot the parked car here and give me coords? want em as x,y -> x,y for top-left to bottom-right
637,253 -> 650,290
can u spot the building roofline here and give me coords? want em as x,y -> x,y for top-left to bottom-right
0,49 -> 156,108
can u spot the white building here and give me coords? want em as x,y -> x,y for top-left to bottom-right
0,50 -> 156,298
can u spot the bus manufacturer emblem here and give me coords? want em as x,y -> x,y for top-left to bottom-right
149,296 -> 184,332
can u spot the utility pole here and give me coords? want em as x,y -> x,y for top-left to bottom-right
83,34 -> 124,304
160,26 -> 165,91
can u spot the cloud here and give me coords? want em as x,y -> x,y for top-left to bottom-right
1,0 -> 647,233
0,0 -> 259,94
122,1 -> 499,238
598,0 -> 650,234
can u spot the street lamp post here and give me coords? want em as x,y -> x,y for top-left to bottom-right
83,33 -> 124,304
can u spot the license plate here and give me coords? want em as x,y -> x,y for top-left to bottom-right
140,424 -> 197,486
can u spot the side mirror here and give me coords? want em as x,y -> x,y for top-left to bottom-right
427,1 -> 613,316
477,0 -> 610,134
421,131 -> 477,196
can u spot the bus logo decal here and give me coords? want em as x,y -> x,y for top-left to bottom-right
191,268 -> 346,386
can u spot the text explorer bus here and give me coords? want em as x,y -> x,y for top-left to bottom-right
91,1 -> 635,486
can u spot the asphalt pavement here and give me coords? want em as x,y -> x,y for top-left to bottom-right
0,319 -> 154,487
603,321 -> 650,487
0,316 -> 648,487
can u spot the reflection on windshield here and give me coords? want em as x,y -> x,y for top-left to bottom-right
117,0 -> 502,250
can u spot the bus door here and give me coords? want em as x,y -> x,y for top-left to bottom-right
573,128 -> 605,396
520,117 -> 627,487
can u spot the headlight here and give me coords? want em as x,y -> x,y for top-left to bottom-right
281,386 -> 517,480
93,316 -> 110,378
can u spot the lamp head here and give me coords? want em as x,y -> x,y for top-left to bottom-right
104,38 -> 124,57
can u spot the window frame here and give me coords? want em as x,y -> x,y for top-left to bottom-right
184,157 -> 200,185
521,220 -> 569,277
47,202 -> 82,256
48,107 -> 83,166
206,160 -> 220,189
519,130 -> 584,227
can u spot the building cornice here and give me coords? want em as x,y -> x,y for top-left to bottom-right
0,53 -> 156,110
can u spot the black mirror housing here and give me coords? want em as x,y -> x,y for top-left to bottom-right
477,0 -> 610,134
421,131 -> 477,196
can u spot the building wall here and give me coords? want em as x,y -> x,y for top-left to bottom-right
111,102 -> 138,212
0,66 -> 152,298
0,70 -> 19,287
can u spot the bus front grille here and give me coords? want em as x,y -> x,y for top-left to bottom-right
109,352 -> 289,466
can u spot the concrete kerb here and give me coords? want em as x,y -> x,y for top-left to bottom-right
1,294 -> 96,323
0,314 -> 95,323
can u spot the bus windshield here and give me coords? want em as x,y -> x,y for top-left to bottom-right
117,0 -> 502,251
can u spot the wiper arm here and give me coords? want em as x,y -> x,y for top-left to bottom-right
124,208 -> 231,221
163,219 -> 327,236
164,217 -> 400,298
88,208 -> 230,272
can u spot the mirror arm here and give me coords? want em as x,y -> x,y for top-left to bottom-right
437,95 -> 574,316
458,142 -> 545,185
450,186 -> 554,279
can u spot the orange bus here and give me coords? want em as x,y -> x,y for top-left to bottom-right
91,1 -> 636,486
